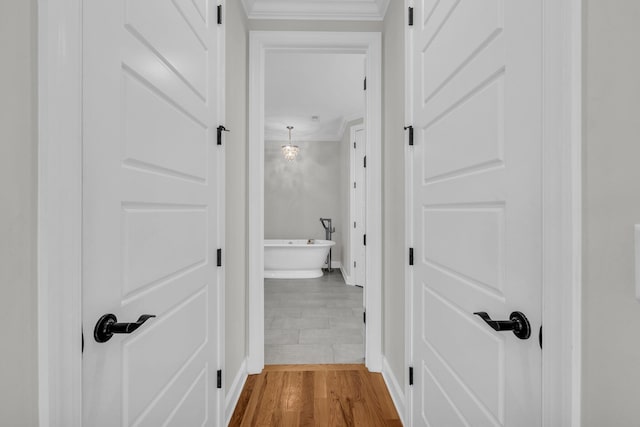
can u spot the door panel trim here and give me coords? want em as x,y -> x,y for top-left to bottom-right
248,31 -> 383,374
404,0 -> 582,425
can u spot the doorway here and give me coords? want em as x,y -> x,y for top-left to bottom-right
248,31 -> 383,373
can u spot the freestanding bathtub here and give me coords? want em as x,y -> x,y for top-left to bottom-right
264,239 -> 336,279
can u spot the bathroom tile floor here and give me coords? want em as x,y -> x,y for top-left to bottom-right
264,270 -> 364,364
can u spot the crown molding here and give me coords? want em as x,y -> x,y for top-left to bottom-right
242,0 -> 390,21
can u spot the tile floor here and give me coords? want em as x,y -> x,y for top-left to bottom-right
264,270 -> 364,364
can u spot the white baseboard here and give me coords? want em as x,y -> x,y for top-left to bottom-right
225,358 -> 248,425
340,265 -> 353,285
324,260 -> 342,269
382,356 -> 406,426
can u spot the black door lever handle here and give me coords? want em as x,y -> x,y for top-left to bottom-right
473,311 -> 531,340
94,313 -> 156,343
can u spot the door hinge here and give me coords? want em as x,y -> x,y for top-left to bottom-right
217,125 -> 230,145
363,311 -> 366,324
364,77 -> 367,91
404,125 -> 414,146
217,248 -> 222,267
217,5 -> 222,25
363,156 -> 367,168
354,181 -> 356,189
409,366 -> 414,386
354,141 -> 356,149
409,247 -> 414,266
408,7 -> 414,26
354,260 -> 356,268
217,369 -> 222,388
363,234 -> 367,246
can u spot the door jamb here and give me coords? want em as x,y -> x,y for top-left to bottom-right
403,0 -> 582,425
248,31 -> 383,374
37,1 -> 228,425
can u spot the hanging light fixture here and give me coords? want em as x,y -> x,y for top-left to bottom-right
281,125 -> 300,161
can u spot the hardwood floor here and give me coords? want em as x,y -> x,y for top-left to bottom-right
229,364 -> 402,426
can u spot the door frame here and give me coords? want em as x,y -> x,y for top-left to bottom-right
403,0 -> 582,425
37,1 -> 227,425
349,123 -> 365,287
247,31 -> 383,374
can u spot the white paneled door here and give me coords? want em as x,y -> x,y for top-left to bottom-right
82,0 -> 222,426
411,0 -> 542,426
353,126 -> 367,288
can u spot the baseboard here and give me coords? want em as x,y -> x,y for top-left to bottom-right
225,358 -> 248,425
340,265 -> 353,285
324,261 -> 342,269
382,356 -> 406,426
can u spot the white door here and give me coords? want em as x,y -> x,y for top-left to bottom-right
352,126 -> 367,288
411,0 -> 542,425
82,0 -> 223,426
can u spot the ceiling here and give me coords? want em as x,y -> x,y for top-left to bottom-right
265,52 -> 365,142
241,0 -> 390,21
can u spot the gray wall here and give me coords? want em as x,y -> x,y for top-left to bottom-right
382,0 -> 406,391
0,0 -> 39,425
225,0 -> 248,388
582,1 -> 640,425
264,140 -> 344,263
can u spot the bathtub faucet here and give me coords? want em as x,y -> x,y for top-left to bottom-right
319,218 -> 335,272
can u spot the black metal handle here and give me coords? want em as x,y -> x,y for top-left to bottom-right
473,311 -> 531,340
94,313 -> 156,343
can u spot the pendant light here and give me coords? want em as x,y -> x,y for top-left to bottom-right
281,126 -> 300,161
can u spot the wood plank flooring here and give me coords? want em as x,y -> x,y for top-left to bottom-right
229,364 -> 402,426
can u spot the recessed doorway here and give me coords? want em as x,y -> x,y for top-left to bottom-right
248,31 -> 383,373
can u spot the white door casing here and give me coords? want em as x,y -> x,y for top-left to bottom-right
82,0 -> 223,425
248,31 -> 383,373
352,125 -> 367,288
410,1 -> 543,425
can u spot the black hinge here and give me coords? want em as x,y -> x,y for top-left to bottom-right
217,369 -> 222,388
409,366 -> 414,386
408,7 -> 414,26
363,311 -> 366,324
409,248 -> 414,266
353,221 -> 356,228
217,125 -> 229,145
364,77 -> 367,91
353,182 -> 356,189
354,141 -> 356,149
363,156 -> 367,168
404,125 -> 414,146
354,260 -> 356,268
217,5 -> 222,24
363,234 -> 367,246
216,248 -> 222,267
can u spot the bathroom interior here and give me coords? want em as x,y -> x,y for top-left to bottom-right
263,50 -> 367,364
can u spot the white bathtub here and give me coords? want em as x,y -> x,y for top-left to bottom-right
264,239 -> 335,279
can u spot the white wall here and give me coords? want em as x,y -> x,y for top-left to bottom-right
0,0 -> 39,425
582,1 -> 640,424
225,0 -> 248,389
382,0 -> 406,390
264,140 -> 344,263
